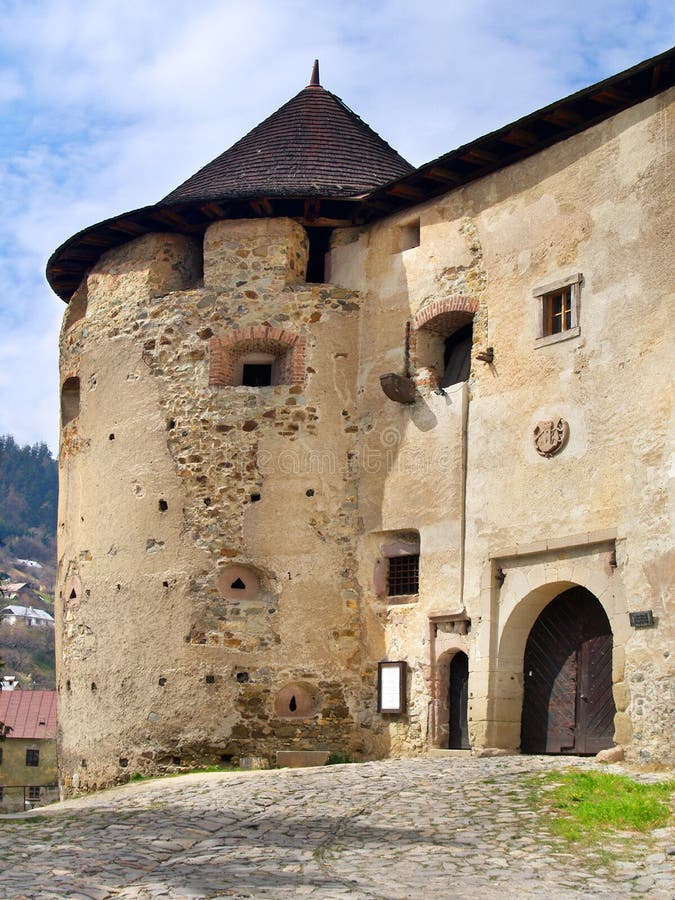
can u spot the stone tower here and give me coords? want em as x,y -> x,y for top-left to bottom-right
50,63 -> 413,792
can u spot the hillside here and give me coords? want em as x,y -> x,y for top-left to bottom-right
0,434 -> 57,688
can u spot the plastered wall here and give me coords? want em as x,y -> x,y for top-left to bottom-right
57,90 -> 674,791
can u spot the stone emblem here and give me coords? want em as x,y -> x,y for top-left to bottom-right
533,417 -> 569,457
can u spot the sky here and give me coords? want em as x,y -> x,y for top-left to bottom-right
0,0 -> 672,454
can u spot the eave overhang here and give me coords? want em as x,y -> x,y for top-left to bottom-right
47,46 -> 674,302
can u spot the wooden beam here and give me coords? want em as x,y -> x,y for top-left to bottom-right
385,182 -> 427,200
151,208 -> 191,227
542,107 -> 584,127
460,147 -> 499,165
589,87 -> 632,106
249,198 -> 274,216
303,198 -> 321,221
421,166 -> 463,184
499,128 -> 539,148
199,202 -> 228,219
107,220 -> 149,236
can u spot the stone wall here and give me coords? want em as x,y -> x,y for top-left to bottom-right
56,89 -> 674,788
57,219 -> 377,793
335,90 -> 674,763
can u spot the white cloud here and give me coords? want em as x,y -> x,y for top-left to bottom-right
0,0 -> 672,452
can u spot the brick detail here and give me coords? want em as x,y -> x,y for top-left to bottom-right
411,295 -> 479,334
209,326 -> 307,387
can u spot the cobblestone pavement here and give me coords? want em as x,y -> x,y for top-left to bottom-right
0,756 -> 672,899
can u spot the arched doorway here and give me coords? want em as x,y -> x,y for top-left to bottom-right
449,651 -> 470,749
521,586 -> 615,755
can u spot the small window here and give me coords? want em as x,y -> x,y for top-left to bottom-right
61,376 -> 81,426
26,748 -> 39,767
534,274 -> 582,346
398,219 -> 420,252
306,227 -> 332,283
28,786 -> 40,800
242,363 -> 272,387
388,555 -> 419,597
0,786 -> 3,801
235,352 -> 276,387
441,323 -> 473,387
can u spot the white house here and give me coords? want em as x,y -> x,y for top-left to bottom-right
0,605 -> 54,628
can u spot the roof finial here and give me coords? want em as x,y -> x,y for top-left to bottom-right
309,59 -> 320,87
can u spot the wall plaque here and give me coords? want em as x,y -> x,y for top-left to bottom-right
629,610 -> 655,628
534,417 -> 569,457
377,661 -> 407,714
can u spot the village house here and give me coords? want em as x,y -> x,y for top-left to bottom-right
0,604 -> 54,628
0,690 -> 58,812
47,50 -> 673,793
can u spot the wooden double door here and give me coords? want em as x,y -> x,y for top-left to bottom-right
521,587 -> 615,755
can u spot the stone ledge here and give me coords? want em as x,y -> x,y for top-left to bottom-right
490,528 -> 618,559
276,750 -> 330,768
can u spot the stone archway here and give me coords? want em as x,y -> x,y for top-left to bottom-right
521,586 -> 615,755
489,577 -> 621,753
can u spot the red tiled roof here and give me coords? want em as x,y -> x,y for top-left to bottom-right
162,80 -> 413,204
0,690 -> 57,739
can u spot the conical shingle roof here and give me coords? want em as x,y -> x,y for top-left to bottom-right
162,64 -> 413,203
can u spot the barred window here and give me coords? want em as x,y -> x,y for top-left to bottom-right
388,555 -> 419,596
28,786 -> 40,800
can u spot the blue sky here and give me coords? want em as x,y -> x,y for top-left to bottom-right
0,0 -> 672,453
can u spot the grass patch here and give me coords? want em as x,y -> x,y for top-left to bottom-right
538,770 -> 674,841
129,764 -> 236,783
325,751 -> 355,765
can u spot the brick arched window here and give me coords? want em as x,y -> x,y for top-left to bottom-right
411,295 -> 478,388
209,326 -> 307,387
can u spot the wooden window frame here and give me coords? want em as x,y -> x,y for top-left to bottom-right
377,661 -> 407,714
25,748 -> 39,767
533,273 -> 582,347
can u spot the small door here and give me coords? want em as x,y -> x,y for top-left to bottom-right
521,586 -> 615,755
449,651 -> 470,749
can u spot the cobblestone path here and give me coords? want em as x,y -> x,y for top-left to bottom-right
0,756 -> 672,899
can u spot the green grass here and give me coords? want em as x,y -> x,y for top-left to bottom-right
538,770 -> 674,841
129,764 -> 236,783
325,751 -> 355,765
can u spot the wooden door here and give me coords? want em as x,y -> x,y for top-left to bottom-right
521,587 -> 615,755
449,651 -> 470,749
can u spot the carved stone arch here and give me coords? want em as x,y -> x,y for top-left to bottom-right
209,325 -> 307,387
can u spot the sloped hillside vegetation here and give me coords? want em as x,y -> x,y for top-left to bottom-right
0,434 -> 57,688
0,435 -> 57,548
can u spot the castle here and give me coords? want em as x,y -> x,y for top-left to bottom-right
48,52 -> 674,793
